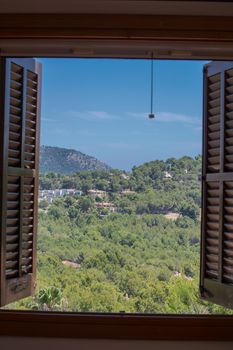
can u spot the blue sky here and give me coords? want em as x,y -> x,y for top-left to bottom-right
40,58 -> 206,170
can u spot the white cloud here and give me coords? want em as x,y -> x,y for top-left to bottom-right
46,127 -> 70,136
126,112 -> 147,119
65,110 -> 119,121
88,111 -> 118,120
126,111 -> 201,125
41,117 -> 56,122
157,112 -> 200,125
43,110 -> 201,128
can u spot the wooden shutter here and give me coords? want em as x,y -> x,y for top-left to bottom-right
201,61 -> 233,308
0,58 -> 41,306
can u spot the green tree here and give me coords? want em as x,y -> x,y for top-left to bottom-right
30,287 -> 67,311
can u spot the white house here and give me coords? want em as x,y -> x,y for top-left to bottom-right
164,171 -> 172,179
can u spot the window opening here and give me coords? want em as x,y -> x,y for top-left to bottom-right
1,58 -> 233,315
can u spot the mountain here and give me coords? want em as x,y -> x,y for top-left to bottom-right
40,146 -> 111,174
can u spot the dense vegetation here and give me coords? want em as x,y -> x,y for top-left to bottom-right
9,155 -> 232,313
40,145 -> 111,174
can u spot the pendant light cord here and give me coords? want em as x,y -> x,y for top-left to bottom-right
150,53 -> 154,115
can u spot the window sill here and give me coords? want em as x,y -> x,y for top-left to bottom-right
0,311 -> 233,340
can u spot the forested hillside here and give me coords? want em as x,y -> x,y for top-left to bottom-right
9,155 -> 232,314
40,145 -> 111,173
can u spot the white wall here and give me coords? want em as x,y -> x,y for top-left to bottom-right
0,338 -> 233,350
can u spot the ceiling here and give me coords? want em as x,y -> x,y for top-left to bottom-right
0,0 -> 233,16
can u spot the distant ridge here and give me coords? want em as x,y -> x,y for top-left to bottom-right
40,145 -> 111,174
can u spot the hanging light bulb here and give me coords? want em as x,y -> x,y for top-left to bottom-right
148,53 -> 155,119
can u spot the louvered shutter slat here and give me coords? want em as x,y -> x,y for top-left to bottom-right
201,61 -> 233,309
0,58 -> 41,306
205,181 -> 220,280
222,182 -> 233,284
206,73 -> 221,173
225,69 -> 233,172
8,63 -> 23,168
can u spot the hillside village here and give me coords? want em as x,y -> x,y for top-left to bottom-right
39,187 -> 138,214
39,170 -> 175,215
39,157 -> 201,222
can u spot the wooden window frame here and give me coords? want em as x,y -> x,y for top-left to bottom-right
1,13 -> 233,341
